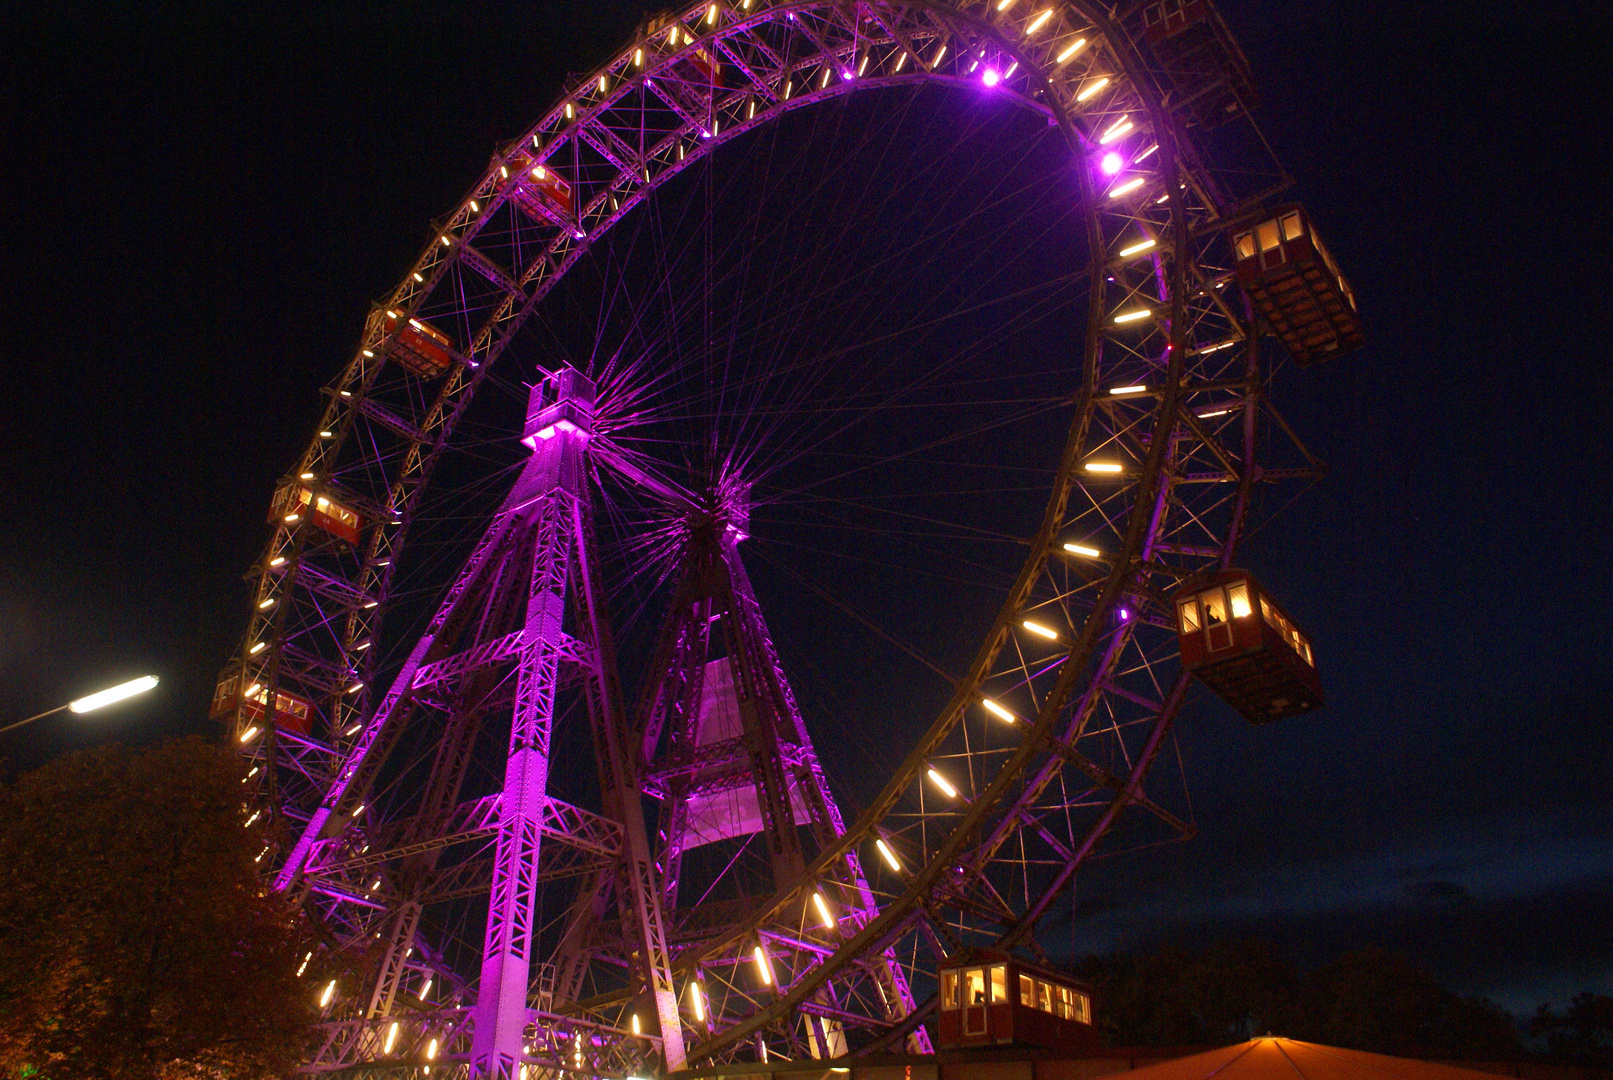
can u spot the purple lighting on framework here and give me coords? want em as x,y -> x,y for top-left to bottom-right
1101,151 -> 1124,175
982,68 -> 1001,87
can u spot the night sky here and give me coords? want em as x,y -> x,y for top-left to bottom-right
3,0 -> 1609,1019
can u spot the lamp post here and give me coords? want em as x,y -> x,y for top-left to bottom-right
0,675 -> 160,735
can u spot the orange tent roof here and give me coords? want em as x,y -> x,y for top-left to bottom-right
1106,1039 -> 1505,1080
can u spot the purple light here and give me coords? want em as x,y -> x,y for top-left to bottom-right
1101,151 -> 1124,175
1118,607 -> 1131,621
982,68 -> 1000,87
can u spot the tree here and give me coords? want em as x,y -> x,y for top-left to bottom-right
1075,939 -> 1300,1047
0,737 -> 317,1079
1297,947 -> 1522,1059
1530,992 -> 1613,1065
1074,941 -> 1523,1059
1299,946 -> 1450,1054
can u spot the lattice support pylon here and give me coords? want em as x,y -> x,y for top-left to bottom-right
472,371 -> 584,1076
276,368 -> 685,1077
632,478 -> 928,1055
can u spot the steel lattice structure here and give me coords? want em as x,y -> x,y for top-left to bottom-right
217,1 -> 1351,1076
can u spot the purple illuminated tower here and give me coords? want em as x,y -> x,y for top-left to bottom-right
275,368 -> 921,1074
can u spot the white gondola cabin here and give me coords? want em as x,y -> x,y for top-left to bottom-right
270,482 -> 362,545
1234,205 -> 1364,365
1175,570 -> 1323,723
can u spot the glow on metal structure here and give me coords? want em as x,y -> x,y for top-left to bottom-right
219,1 -> 1355,1073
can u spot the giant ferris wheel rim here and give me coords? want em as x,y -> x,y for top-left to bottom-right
237,0 -> 1305,1063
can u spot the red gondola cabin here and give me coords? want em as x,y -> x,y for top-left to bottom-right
1140,0 -> 1257,129
270,482 -> 362,545
503,154 -> 575,226
1233,205 -> 1363,365
936,951 -> 1099,1051
383,309 -> 456,378
1175,571 -> 1322,723
209,671 -> 314,737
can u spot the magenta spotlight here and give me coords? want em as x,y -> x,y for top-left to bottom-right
1101,151 -> 1124,175
982,68 -> 1001,87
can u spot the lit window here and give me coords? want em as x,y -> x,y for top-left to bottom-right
990,965 -> 1007,1004
1228,582 -> 1251,618
966,968 -> 988,1005
1235,232 -> 1255,260
1280,211 -> 1304,242
941,970 -> 959,1010
1178,599 -> 1200,633
1038,979 -> 1053,1012
1019,973 -> 1035,1005
1257,220 -> 1281,253
1202,589 -> 1228,624
1073,990 -> 1092,1024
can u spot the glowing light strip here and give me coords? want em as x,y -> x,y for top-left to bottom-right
1099,116 -> 1133,143
1063,542 -> 1101,557
983,696 -> 1019,721
813,891 -> 835,928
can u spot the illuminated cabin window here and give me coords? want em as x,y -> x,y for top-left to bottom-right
943,964 -> 1008,1009
1281,211 -> 1305,242
1178,599 -> 1201,633
1256,219 -> 1281,253
966,968 -> 987,1006
1019,973 -> 1091,1023
1228,581 -> 1252,618
315,496 -> 359,531
1203,588 -> 1229,625
1259,594 -> 1313,666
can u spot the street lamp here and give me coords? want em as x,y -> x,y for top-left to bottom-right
0,675 -> 160,736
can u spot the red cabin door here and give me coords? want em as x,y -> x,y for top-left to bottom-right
963,968 -> 988,1037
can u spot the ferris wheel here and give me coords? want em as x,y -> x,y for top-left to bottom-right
214,1 -> 1363,1076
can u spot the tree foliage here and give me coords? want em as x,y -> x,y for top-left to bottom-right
0,737 -> 316,1079
1530,992 -> 1613,1066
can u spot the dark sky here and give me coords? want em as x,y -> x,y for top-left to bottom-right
2,1 -> 1609,1018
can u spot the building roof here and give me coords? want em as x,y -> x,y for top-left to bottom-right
1106,1039 -> 1508,1080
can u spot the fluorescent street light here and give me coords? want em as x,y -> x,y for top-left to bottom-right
69,675 -> 159,714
